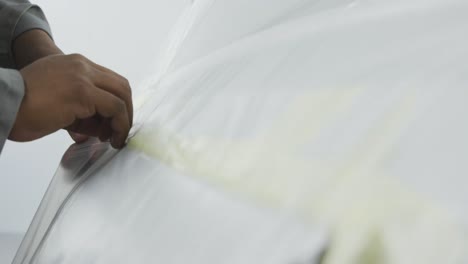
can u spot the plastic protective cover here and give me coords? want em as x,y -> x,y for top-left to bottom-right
13,0 -> 468,263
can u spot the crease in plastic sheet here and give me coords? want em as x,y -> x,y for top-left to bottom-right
13,0 -> 468,263
12,141 -> 118,264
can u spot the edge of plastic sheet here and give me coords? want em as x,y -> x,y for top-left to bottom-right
11,139 -> 118,264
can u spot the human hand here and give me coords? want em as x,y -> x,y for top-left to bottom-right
9,54 -> 133,149
13,29 -> 115,144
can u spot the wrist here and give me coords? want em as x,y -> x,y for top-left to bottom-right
13,29 -> 63,69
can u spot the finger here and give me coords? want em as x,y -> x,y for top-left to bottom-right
92,69 -> 133,128
80,87 -> 130,149
66,116 -> 101,137
97,118 -> 112,142
71,116 -> 112,142
66,116 -> 112,144
84,60 -> 133,127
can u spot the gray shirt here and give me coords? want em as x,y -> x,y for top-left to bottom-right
0,0 -> 52,154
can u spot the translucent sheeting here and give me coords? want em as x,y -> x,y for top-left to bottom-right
14,0 -> 468,263
0,233 -> 23,264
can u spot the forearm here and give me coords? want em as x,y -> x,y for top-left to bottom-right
13,29 -> 63,69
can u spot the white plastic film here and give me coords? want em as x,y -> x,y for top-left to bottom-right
14,0 -> 468,263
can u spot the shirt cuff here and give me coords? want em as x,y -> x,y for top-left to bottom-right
0,3 -> 52,68
0,68 -> 24,154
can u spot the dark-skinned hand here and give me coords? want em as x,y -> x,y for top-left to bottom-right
9,53 -> 133,149
9,29 -> 133,148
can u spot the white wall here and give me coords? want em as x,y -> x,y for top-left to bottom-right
0,0 -> 189,234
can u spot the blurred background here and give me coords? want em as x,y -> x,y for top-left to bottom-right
0,0 -> 189,262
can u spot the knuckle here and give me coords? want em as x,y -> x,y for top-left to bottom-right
115,99 -> 127,113
74,61 -> 88,72
68,54 -> 89,72
123,78 -> 131,91
121,79 -> 132,97
112,75 -> 131,98
80,100 -> 95,118
68,53 -> 86,61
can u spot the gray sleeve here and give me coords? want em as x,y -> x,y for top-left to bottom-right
0,0 -> 52,68
0,68 -> 24,154
0,1 -> 52,153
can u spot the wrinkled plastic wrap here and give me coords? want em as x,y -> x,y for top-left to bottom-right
13,0 -> 468,263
